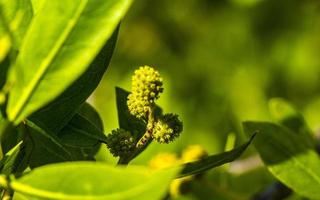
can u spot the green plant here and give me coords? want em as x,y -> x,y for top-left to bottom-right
0,1 -> 254,199
243,98 -> 320,200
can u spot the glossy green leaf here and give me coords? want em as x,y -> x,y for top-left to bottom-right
243,121 -> 320,200
25,120 -> 73,168
8,162 -> 180,200
6,0 -> 132,124
29,28 -> 118,133
58,108 -> 107,148
57,103 -> 105,160
77,103 -> 104,131
178,134 -> 255,178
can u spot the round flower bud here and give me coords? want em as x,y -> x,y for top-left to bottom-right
152,114 -> 183,144
106,128 -> 135,157
127,93 -> 150,119
131,66 -> 163,103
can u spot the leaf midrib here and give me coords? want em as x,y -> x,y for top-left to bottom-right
9,169 -> 172,200
67,124 -> 108,143
10,0 -> 88,121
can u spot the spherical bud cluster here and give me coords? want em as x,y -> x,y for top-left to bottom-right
152,114 -> 183,143
127,93 -> 150,119
132,66 -> 163,103
106,128 -> 135,157
127,66 -> 163,118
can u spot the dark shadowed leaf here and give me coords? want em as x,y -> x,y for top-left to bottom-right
25,120 -> 73,168
115,87 -> 146,138
58,113 -> 107,148
0,141 -> 22,175
178,134 -> 255,178
57,103 -> 106,160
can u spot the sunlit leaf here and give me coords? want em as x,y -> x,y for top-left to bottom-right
6,0 -> 132,124
243,121 -> 320,200
9,162 -> 180,200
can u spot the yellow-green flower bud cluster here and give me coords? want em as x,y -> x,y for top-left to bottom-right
127,93 -> 150,119
127,66 -> 163,119
152,114 -> 183,143
106,128 -> 135,157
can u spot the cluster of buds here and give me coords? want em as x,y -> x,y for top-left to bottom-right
152,114 -> 183,143
127,66 -> 163,119
106,66 -> 183,158
127,66 -> 183,147
105,128 -> 135,157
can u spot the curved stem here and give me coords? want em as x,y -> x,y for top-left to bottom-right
136,108 -> 154,148
118,107 -> 155,165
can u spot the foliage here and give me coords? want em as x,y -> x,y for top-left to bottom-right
0,0 -> 254,199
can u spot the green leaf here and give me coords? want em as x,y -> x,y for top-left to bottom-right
0,0 -> 33,48
178,134 -> 255,178
0,21 -> 11,64
6,0 -> 133,124
58,109 -> 107,148
0,119 -> 17,153
30,0 -> 44,15
116,87 -> 146,138
243,121 -> 320,200
77,103 -> 104,131
29,28 -> 118,133
0,121 -> 20,154
8,162 -> 180,200
57,103 -> 105,160
269,98 -> 314,146
0,141 -> 22,175
25,120 -> 73,168
0,6 -> 12,89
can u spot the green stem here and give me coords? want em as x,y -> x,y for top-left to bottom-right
118,108 -> 155,165
136,108 -> 154,148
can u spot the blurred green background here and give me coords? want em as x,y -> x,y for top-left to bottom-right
91,0 -> 320,199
